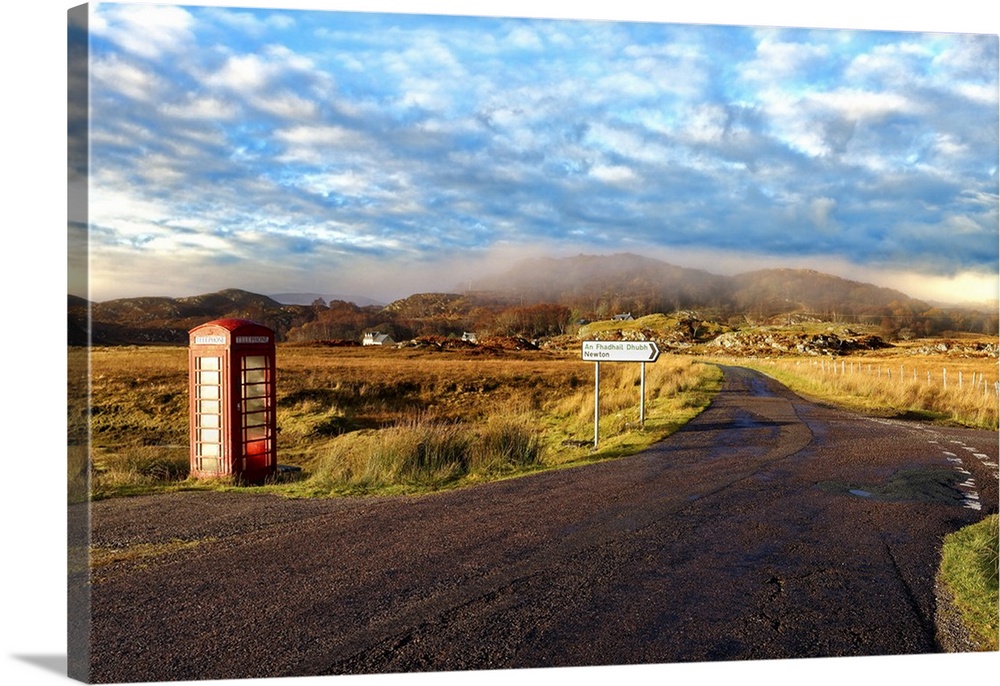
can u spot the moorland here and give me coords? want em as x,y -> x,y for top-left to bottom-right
67,255 -> 999,652
68,254 -> 998,500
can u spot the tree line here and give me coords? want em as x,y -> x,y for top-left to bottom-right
284,299 -> 574,343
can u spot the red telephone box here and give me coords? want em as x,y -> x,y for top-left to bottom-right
188,318 -> 277,483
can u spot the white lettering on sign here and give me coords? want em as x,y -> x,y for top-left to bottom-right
235,336 -> 270,344
194,335 -> 226,345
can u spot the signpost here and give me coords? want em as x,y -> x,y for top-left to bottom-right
582,340 -> 661,448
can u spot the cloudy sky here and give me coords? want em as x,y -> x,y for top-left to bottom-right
71,1 -> 999,304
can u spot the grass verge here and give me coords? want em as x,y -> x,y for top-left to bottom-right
937,514 -> 999,651
731,356 -> 998,430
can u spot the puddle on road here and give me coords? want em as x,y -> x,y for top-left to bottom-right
818,467 -> 969,505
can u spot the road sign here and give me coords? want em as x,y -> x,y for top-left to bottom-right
582,340 -> 662,447
582,340 -> 660,363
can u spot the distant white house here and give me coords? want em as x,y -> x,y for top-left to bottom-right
612,312 -> 634,321
462,332 -> 478,343
362,331 -> 395,346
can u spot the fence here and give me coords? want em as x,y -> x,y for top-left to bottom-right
723,354 -> 999,429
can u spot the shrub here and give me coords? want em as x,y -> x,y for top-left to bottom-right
363,416 -> 472,485
91,445 -> 190,498
469,413 -> 544,473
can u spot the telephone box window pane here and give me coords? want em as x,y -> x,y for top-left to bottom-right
244,383 -> 268,398
245,425 -> 268,441
245,355 -> 266,369
245,397 -> 267,412
198,385 -> 220,400
199,428 -> 220,444
198,443 -> 220,457
199,400 -> 220,415
243,368 -> 266,384
199,457 -> 219,471
244,411 -> 266,428
199,414 -> 220,429
198,357 -> 220,370
197,370 -> 220,385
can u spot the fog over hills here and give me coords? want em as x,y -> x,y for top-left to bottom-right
469,253 -> 929,317
69,254 -> 996,345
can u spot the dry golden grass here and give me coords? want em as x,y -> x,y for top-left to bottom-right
733,352 -> 998,429
76,344 -> 721,498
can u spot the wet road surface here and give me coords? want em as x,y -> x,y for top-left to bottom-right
85,365 -> 998,682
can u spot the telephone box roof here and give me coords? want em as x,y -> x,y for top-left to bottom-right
189,318 -> 273,335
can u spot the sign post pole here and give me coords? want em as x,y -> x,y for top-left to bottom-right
594,362 -> 600,449
640,361 -> 646,425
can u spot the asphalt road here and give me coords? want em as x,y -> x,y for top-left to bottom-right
85,365 -> 999,683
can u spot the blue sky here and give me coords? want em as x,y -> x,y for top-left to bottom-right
72,1 -> 999,304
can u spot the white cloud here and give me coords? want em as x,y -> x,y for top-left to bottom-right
844,42 -> 932,84
888,270 -> 999,304
207,53 -> 277,91
954,82 -> 998,105
506,26 -> 544,50
161,95 -> 238,120
590,164 -> 637,184
204,7 -> 297,36
91,55 -> 162,102
740,34 -> 830,83
275,124 -> 355,147
91,2 -> 195,60
808,88 -> 915,120
254,92 -> 319,119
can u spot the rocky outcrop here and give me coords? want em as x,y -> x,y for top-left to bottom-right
707,329 -> 891,357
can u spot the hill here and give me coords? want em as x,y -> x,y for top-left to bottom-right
68,255 -> 998,345
729,268 -> 929,320
471,253 -> 931,320
71,289 -> 314,345
470,253 -> 731,315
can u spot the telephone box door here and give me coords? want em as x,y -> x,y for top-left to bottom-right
235,348 -> 276,481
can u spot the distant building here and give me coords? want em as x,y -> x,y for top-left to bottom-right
362,331 -> 395,346
612,313 -> 634,321
462,332 -> 478,343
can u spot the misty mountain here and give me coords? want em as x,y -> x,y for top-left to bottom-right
729,268 -> 929,317
68,254 -> 996,345
469,253 -> 930,318
469,253 -> 731,316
